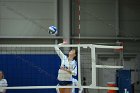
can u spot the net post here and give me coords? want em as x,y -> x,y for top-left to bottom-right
78,45 -> 82,88
91,45 -> 96,87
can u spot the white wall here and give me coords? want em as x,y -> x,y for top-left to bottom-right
0,0 -> 57,37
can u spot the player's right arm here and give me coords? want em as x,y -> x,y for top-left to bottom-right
54,44 -> 65,60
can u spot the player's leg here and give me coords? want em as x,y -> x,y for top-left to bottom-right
72,88 -> 75,93
59,88 -> 65,93
56,84 -> 60,93
65,88 -> 72,93
65,83 -> 72,93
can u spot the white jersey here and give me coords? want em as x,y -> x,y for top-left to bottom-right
0,79 -> 8,93
55,47 -> 77,81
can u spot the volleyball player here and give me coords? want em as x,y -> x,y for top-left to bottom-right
54,42 -> 77,93
0,71 -> 8,93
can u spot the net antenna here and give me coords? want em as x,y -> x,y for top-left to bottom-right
0,44 -> 123,93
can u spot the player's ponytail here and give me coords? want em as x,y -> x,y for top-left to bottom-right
73,48 -> 78,61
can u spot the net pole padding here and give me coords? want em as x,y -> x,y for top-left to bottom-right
1,86 -> 119,90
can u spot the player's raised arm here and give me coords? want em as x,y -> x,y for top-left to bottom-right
54,45 -> 65,60
54,41 -> 67,60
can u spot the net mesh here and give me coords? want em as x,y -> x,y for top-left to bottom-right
0,44 -> 123,93
0,45 -> 92,93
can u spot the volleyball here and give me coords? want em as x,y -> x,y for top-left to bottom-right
48,26 -> 58,35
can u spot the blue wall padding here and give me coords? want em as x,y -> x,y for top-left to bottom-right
116,70 -> 132,93
0,54 -> 61,93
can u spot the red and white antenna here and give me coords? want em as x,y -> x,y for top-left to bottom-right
77,0 -> 80,44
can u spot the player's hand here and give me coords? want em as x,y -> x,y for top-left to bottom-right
60,67 -> 72,74
63,40 -> 68,44
58,40 -> 68,45
60,67 -> 65,70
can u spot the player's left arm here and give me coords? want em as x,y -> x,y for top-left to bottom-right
71,63 -> 77,76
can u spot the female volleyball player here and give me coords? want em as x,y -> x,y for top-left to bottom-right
0,71 -> 8,93
54,42 -> 77,93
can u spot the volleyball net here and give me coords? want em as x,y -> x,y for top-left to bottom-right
0,44 -> 123,93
